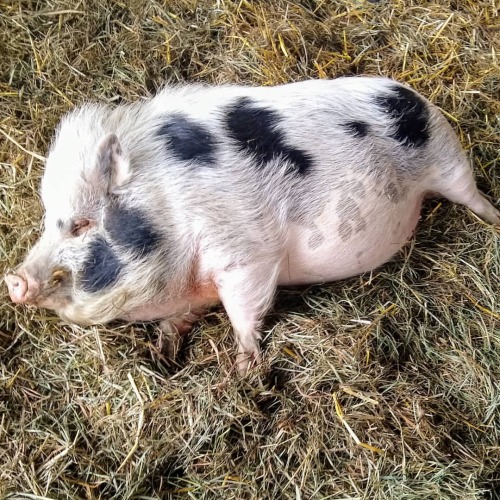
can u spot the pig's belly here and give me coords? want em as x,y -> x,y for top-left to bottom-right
278,196 -> 423,286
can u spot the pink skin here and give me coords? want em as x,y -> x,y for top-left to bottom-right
5,272 -> 38,304
5,274 -> 27,303
4,271 -> 63,310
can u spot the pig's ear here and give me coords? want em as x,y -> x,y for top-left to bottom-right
95,133 -> 131,194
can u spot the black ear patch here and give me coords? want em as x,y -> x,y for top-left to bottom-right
343,121 -> 370,138
225,97 -> 313,175
105,204 -> 161,257
81,236 -> 122,292
375,85 -> 429,147
157,114 -> 216,165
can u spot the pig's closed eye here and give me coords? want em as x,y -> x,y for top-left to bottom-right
71,219 -> 95,237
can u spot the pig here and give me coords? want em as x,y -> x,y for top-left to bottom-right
5,77 -> 500,372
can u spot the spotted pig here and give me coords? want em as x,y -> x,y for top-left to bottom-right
5,77 -> 500,371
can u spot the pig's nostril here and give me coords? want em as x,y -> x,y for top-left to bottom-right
5,274 -> 29,303
5,274 -> 20,288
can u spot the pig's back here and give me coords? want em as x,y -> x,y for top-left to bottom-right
142,76 -> 437,192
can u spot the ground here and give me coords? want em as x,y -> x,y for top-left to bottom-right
1,1 -> 499,498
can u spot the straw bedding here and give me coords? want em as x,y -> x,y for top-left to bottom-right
1,1 -> 499,498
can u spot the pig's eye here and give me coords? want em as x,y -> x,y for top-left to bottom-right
71,219 -> 94,237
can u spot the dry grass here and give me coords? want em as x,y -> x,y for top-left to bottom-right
1,0 -> 499,498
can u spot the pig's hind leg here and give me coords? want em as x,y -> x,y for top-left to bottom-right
430,154 -> 500,226
216,262 -> 281,374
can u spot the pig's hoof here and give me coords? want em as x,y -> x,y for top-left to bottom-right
158,320 -> 182,360
236,349 -> 262,375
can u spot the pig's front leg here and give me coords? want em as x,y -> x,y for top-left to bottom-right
158,311 -> 202,359
215,263 -> 281,373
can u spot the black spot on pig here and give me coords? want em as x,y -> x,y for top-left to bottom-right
56,219 -> 63,229
375,85 -> 429,147
343,121 -> 369,138
81,236 -> 122,292
105,205 -> 161,257
225,97 -> 313,175
338,221 -> 353,241
355,217 -> 367,233
308,230 -> 325,249
385,181 -> 400,202
157,114 -> 216,165
337,196 -> 360,218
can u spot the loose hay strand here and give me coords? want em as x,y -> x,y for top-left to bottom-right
116,373 -> 145,473
0,128 -> 46,162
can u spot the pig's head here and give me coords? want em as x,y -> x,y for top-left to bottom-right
5,105 -> 160,324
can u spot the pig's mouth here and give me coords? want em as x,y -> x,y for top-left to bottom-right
5,267 -> 72,310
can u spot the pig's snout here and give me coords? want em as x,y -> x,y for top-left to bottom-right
5,272 -> 40,304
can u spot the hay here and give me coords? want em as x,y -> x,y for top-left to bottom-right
1,0 -> 499,498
